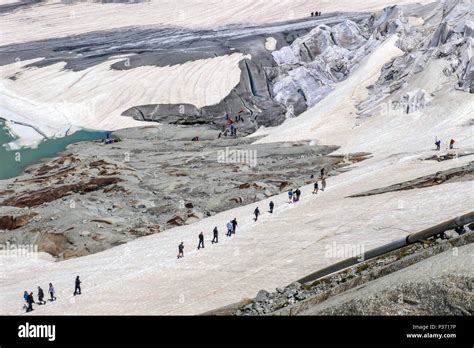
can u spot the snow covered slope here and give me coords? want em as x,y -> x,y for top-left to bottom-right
0,0 -> 435,46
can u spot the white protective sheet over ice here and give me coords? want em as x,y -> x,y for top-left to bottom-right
0,53 -> 249,144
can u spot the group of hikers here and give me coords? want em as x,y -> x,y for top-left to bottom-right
22,276 -> 82,313
435,138 -> 456,151
312,168 -> 327,194
177,217 -> 240,258
177,168 -> 329,259
311,11 -> 323,17
218,112 -> 245,138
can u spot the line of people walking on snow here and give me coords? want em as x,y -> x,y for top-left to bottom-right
177,168 -> 329,259
311,11 -> 322,17
23,276 -> 82,313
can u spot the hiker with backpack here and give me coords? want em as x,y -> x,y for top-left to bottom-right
295,188 -> 301,201
26,292 -> 34,312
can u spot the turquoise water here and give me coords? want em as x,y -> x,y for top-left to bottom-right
0,121 -> 108,180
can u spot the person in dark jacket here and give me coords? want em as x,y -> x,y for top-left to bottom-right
197,232 -> 205,250
177,242 -> 184,258
74,276 -> 81,296
295,188 -> 301,201
37,286 -> 46,305
254,207 -> 260,221
231,218 -> 238,234
26,292 -> 34,312
313,181 -> 319,194
269,201 -> 274,214
212,227 -> 219,244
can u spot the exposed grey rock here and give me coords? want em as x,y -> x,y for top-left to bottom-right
443,230 -> 460,239
255,290 -> 270,302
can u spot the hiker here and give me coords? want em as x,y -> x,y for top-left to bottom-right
321,177 -> 327,191
450,138 -> 455,149
288,190 -> 294,203
293,192 -> 298,203
254,207 -> 260,221
212,227 -> 219,244
23,290 -> 29,303
231,218 -> 238,234
320,167 -> 325,178
218,132 -> 222,139
435,139 -> 441,151
226,221 -> 234,237
37,286 -> 46,305
74,276 -> 81,296
177,242 -> 184,258
269,201 -> 274,214
191,136 -> 199,142
26,292 -> 34,312
313,181 -> 319,194
310,174 -> 314,179
295,188 -> 301,201
311,12 -> 314,16
48,283 -> 56,301
197,232 -> 205,250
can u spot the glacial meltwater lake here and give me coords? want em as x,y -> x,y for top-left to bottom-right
0,121 -> 108,180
